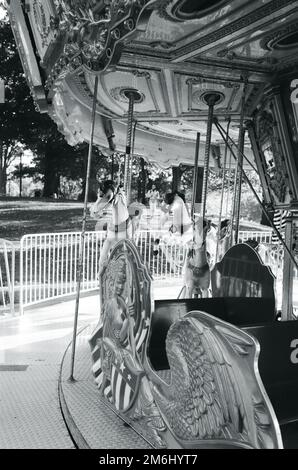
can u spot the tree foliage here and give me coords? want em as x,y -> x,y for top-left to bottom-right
0,18 -> 90,196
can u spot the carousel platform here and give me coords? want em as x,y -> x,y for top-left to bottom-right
1,270 -> 297,450
59,324 -> 152,449
0,280 -> 182,449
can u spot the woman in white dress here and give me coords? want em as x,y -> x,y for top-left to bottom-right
160,191 -> 193,244
146,184 -> 160,217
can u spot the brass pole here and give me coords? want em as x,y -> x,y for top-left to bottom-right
201,95 -> 217,219
215,119 -> 230,263
69,75 -> 99,382
191,132 -> 201,220
124,93 -> 135,204
233,79 -> 248,244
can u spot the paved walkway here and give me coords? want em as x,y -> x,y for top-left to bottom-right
0,281 -> 182,449
2,274 -> 295,449
0,296 -> 100,449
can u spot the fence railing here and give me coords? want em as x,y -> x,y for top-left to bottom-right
238,231 -> 272,244
0,239 -> 16,315
20,231 -> 106,312
0,228 -> 293,314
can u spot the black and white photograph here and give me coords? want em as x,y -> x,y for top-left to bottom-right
0,0 -> 298,454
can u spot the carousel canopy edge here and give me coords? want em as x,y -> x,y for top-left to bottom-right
7,0 -> 298,178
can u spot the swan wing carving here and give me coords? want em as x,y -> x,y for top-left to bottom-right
150,313 -> 283,449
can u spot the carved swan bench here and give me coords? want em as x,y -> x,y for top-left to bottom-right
89,239 -> 293,449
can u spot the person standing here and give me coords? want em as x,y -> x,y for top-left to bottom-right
161,191 -> 193,243
146,184 -> 160,217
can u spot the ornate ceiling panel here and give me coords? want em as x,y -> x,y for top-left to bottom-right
135,0 -> 248,48
52,75 -> 255,169
81,67 -> 262,123
84,68 -> 169,117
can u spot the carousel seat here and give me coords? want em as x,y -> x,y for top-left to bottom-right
90,239 -> 287,449
149,297 -> 275,371
245,321 -> 298,449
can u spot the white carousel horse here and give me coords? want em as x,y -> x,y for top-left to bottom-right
180,216 -> 212,298
152,193 -> 193,273
90,188 -> 143,274
181,218 -> 235,298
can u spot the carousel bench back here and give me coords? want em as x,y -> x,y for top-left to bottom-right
90,239 -> 283,449
245,321 -> 298,448
245,321 -> 298,424
211,243 -> 276,304
149,297 -> 275,370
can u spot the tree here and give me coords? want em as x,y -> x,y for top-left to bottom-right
0,18 -> 34,194
0,18 -> 93,197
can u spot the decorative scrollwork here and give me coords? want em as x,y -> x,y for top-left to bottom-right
55,0 -> 110,61
48,0 -> 152,79
32,0 -> 52,48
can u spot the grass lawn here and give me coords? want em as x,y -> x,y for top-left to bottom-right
0,197 -> 270,242
0,197 -> 96,241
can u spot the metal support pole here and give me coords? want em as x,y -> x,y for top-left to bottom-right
233,80 -> 247,244
225,148 -> 232,218
128,120 -> 137,203
215,120 -> 230,262
234,128 -> 245,243
111,153 -> 115,181
69,75 -> 99,382
124,93 -> 135,204
19,154 -> 22,198
281,214 -> 294,321
201,95 -> 217,219
191,132 -> 201,219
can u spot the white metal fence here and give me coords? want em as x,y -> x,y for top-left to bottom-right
20,231 -> 106,312
238,231 -> 272,244
1,228 -> 294,314
0,239 -> 16,315
19,230 -> 187,312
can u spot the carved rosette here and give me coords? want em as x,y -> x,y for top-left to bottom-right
109,86 -> 145,104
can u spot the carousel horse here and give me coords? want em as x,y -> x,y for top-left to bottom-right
180,217 -> 233,298
90,181 -> 143,274
180,216 -> 212,299
152,192 -> 193,272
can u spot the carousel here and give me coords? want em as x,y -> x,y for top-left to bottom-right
8,0 -> 298,449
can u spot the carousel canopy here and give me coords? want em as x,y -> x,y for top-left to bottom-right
8,0 -> 298,173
